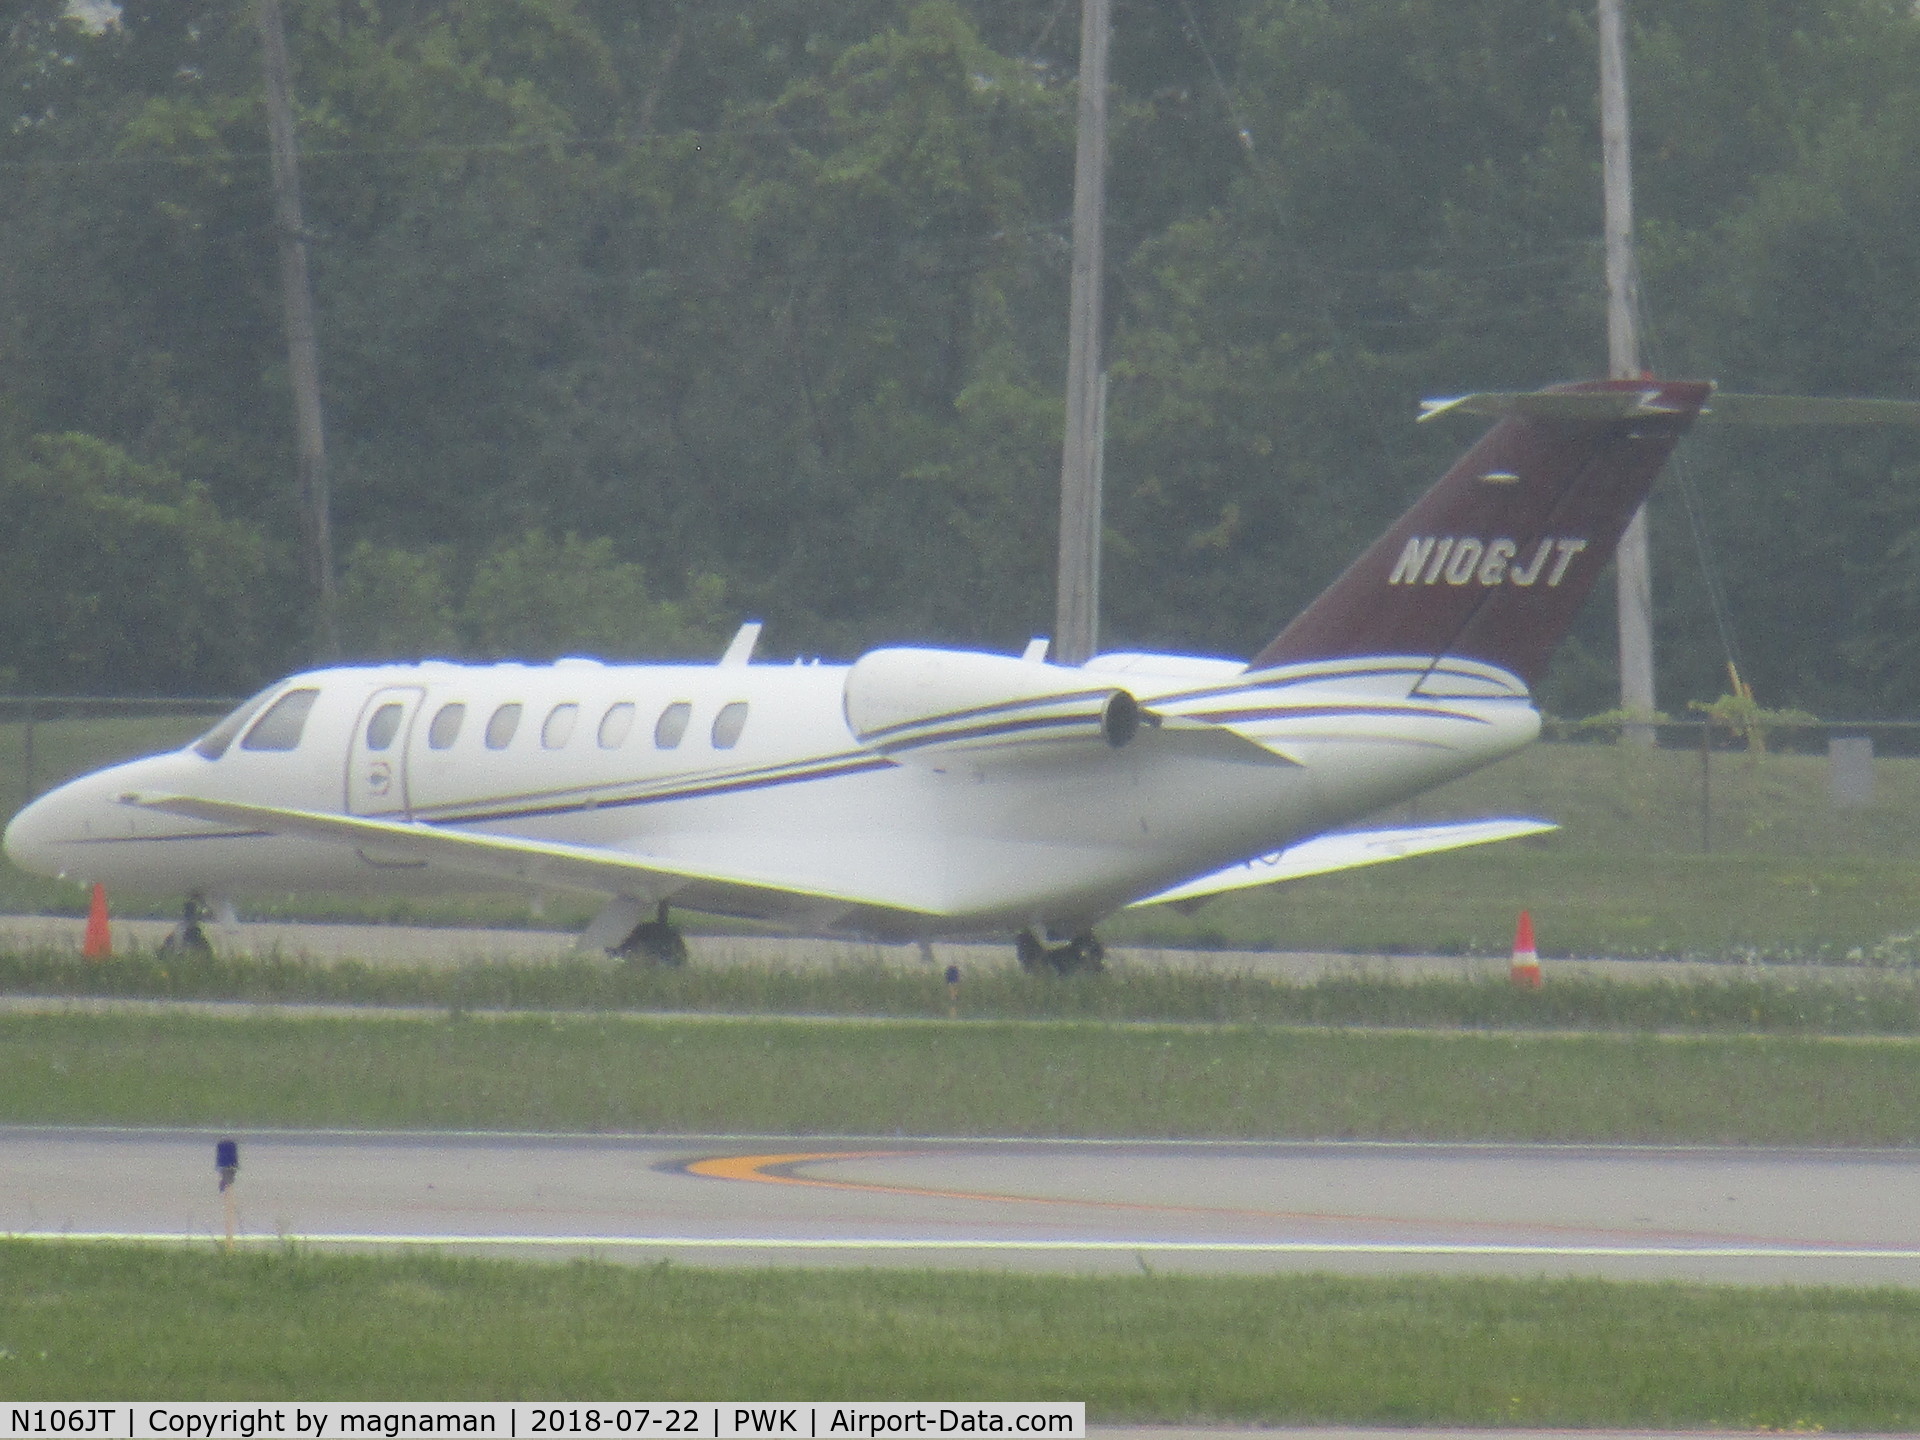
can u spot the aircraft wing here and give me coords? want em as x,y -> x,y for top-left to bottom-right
1128,818 -> 1557,909
121,792 -> 945,923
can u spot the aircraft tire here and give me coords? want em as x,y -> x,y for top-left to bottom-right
1052,934 -> 1105,975
159,896 -> 214,958
158,923 -> 213,958
615,920 -> 689,967
1015,930 -> 1049,973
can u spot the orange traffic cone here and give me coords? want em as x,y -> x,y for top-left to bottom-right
1509,909 -> 1541,989
82,882 -> 112,960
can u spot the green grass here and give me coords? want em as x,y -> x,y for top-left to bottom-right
8,946 -> 1920,1032
0,1243 -> 1915,1427
1115,740 -> 1920,959
1112,848 -> 1920,960
7,1012 -> 1920,1142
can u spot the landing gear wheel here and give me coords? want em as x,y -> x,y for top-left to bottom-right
614,902 -> 689,967
1053,933 -> 1105,975
1016,930 -> 1049,973
1015,929 -> 1104,975
159,895 -> 213,957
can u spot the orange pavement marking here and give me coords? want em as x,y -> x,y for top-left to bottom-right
680,1150 -> 1789,1247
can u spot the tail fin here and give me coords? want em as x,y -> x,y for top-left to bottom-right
1250,378 -> 1712,687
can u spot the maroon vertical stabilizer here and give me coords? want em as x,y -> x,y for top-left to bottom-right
1250,378 -> 1712,688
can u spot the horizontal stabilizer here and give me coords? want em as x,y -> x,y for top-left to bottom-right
1419,388 -> 1700,423
1128,818 -> 1556,909
1425,387 -> 1920,428
1702,392 -> 1920,426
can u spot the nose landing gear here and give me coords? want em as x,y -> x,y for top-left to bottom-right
159,894 -> 213,957
1016,929 -> 1105,975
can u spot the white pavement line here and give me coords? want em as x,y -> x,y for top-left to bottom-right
11,1232 -> 1920,1258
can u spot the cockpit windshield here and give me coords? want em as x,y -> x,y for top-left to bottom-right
192,685 -> 323,758
241,688 -> 321,751
192,685 -> 280,760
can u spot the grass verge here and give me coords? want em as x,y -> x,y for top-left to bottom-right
7,1012 -> 1920,1142
0,1242 -> 1914,1427
1112,848 -> 1920,961
5,947 -> 1920,1033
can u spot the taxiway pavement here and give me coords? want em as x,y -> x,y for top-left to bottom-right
6,1128 -> 1919,1286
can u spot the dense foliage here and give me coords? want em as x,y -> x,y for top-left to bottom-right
6,0 -> 1920,714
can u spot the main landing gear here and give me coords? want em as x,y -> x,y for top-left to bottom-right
614,901 -> 690,967
1016,929 -> 1105,975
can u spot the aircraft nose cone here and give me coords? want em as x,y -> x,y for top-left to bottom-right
3,790 -> 69,879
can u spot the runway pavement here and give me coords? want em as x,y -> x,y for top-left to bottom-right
0,912 -> 1904,985
7,1128 -> 1920,1285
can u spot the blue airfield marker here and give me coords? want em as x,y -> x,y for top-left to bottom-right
216,1138 -> 239,1250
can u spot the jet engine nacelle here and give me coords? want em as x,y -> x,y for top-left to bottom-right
843,647 -> 1142,766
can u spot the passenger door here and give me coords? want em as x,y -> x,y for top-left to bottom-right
345,687 -> 427,818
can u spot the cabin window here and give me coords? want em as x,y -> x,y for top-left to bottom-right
598,702 -> 636,749
364,703 -> 405,751
485,703 -> 523,750
238,688 -> 321,753
427,703 -> 465,750
542,703 -> 579,750
711,701 -> 749,750
654,701 -> 691,749
193,685 -> 279,759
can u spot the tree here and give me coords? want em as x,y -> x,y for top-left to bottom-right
339,531 -> 728,662
463,530 -> 726,659
15,0 -> 1920,709
0,433 -> 271,693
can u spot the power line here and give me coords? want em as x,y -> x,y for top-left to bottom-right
1170,0 -> 1253,153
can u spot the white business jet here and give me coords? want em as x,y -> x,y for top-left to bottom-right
4,379 -> 1712,968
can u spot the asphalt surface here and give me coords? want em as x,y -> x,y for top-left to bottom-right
7,1128 -> 1920,1285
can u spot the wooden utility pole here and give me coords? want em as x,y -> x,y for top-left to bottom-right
1600,0 -> 1653,742
1052,0 -> 1111,668
258,0 -> 340,660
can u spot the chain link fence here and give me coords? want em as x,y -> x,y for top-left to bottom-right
0,697 -> 238,816
1385,717 -> 1920,858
